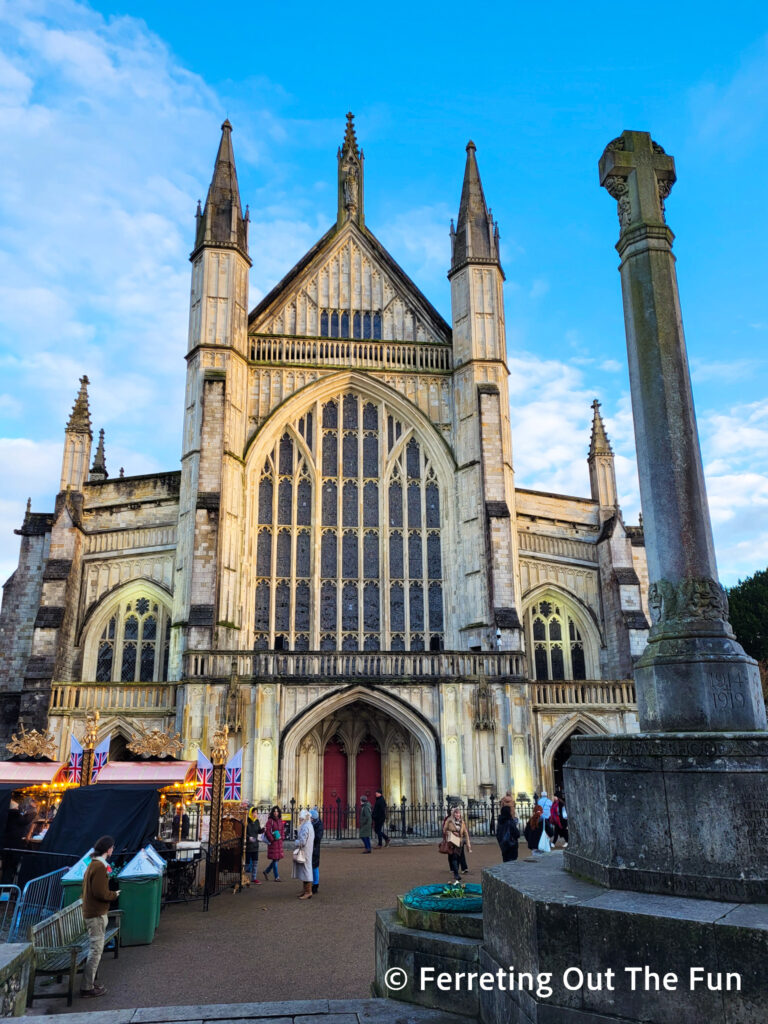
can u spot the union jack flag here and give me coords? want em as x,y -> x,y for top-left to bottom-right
69,734 -> 83,784
91,737 -> 110,782
224,748 -> 242,802
196,749 -> 213,802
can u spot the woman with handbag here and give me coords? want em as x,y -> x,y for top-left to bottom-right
263,806 -> 284,881
292,808 -> 315,899
442,805 -> 471,882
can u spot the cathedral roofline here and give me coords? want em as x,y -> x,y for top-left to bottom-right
248,219 -> 452,342
515,486 -> 597,506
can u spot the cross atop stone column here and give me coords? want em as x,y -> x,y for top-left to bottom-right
596,129 -> 766,734
599,131 -> 676,236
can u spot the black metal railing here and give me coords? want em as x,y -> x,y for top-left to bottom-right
249,797 -> 535,842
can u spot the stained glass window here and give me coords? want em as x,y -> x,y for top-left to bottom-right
250,392 -> 444,651
527,598 -> 590,680
93,598 -> 169,683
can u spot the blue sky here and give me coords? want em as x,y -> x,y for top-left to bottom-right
1,0 -> 767,587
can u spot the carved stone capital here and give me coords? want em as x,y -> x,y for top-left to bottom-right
603,174 -> 632,228
647,576 -> 729,627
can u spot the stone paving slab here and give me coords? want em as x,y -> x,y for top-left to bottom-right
23,1000 -> 470,1024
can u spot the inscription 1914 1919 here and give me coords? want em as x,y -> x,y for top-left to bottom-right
710,672 -> 747,712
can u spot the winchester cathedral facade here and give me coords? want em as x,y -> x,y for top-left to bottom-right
0,116 -> 649,805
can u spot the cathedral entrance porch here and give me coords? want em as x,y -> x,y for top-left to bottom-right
282,689 -> 440,807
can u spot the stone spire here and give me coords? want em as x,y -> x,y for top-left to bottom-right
66,376 -> 92,435
89,428 -> 108,482
192,120 -> 250,262
588,399 -> 617,512
60,376 -> 93,491
337,112 -> 364,229
588,399 -> 613,457
449,141 -> 501,277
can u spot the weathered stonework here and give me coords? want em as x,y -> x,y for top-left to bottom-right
0,118 -> 651,802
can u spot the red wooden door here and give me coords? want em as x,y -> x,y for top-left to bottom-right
323,739 -> 348,829
355,738 -> 381,807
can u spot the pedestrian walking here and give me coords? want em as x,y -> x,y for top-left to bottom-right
495,804 -> 520,862
245,806 -> 263,883
80,835 -> 119,998
310,807 -> 323,894
523,806 -> 544,859
372,790 -> 390,847
359,795 -> 373,852
499,790 -> 515,811
262,805 -> 284,881
538,789 -> 553,841
552,795 -> 568,847
442,805 -> 471,881
292,808 -> 315,899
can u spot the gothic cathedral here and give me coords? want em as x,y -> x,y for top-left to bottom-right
0,116 -> 649,804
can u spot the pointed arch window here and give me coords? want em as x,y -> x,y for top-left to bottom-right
92,597 -> 171,682
251,392 -> 444,651
525,598 -> 589,681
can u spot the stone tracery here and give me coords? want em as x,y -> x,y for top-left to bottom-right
252,390 -> 445,652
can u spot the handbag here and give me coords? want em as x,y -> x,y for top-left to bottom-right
537,826 -> 550,853
292,846 -> 307,864
438,839 -> 452,855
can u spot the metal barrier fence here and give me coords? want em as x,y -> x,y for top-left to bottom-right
7,866 -> 69,942
249,798 -> 535,841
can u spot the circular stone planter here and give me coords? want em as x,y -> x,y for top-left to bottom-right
401,882 -> 482,914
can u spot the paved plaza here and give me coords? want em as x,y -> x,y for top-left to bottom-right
25,840 -> 521,1017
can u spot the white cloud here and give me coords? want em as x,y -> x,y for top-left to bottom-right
689,35 -> 768,149
377,203 -> 454,290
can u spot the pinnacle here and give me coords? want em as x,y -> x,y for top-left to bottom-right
90,427 -> 108,479
193,119 -> 249,260
451,139 -> 498,271
342,112 -> 359,157
589,399 -> 613,457
66,376 -> 92,436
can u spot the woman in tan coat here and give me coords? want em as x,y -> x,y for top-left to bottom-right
442,806 -> 472,882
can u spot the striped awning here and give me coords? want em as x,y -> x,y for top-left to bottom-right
0,762 -> 67,786
95,761 -> 195,786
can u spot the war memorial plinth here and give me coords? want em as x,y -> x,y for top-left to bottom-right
477,132 -> 768,1024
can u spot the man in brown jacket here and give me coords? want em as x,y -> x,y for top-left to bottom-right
81,834 -> 119,998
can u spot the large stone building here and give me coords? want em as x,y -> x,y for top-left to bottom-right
0,116 -> 648,806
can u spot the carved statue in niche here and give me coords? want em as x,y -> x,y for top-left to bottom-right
473,684 -> 496,731
343,161 -> 358,212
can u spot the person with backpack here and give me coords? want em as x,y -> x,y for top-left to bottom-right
495,803 -> 520,862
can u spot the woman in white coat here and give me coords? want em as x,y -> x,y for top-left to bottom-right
292,808 -> 315,900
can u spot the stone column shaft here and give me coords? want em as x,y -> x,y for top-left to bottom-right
599,130 -> 765,733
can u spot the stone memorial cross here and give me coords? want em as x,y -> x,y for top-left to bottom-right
599,130 -> 765,733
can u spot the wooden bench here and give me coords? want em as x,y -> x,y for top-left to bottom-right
28,898 -> 121,1006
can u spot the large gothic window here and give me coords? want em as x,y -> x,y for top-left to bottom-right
252,392 -> 444,651
525,598 -> 588,681
93,596 -> 171,683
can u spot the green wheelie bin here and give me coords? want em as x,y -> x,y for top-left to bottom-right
60,853 -> 91,907
141,845 -> 166,930
116,850 -> 162,945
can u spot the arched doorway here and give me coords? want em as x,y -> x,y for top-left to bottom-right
283,689 -> 440,806
552,729 -> 583,796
